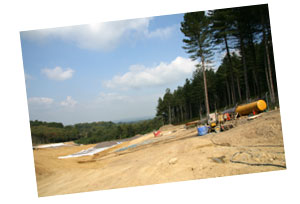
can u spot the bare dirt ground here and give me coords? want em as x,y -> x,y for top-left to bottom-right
33,109 -> 286,197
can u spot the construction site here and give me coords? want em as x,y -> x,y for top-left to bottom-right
33,100 -> 286,197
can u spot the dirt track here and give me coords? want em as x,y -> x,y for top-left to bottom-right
33,109 -> 286,197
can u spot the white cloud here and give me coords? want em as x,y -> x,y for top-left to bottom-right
103,56 -> 197,89
21,18 -> 177,51
21,18 -> 150,51
60,96 -> 77,107
145,24 -> 178,39
28,97 -> 54,105
41,66 -> 74,81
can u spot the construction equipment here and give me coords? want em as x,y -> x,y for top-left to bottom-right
196,99 -> 267,135
208,113 -> 221,133
209,122 -> 221,133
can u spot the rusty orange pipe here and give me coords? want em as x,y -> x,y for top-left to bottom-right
235,100 -> 267,116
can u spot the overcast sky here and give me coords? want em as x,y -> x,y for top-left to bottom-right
20,13 -> 223,125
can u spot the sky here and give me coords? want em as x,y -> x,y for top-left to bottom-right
20,12 -> 223,125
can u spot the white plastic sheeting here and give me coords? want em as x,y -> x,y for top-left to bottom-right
58,142 -> 121,159
33,143 -> 66,149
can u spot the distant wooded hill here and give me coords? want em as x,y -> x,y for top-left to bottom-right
30,118 -> 163,145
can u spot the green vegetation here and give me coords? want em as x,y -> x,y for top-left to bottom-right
30,118 -> 163,145
156,4 -> 278,125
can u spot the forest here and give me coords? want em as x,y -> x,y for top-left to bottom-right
156,4 -> 278,125
30,118 -> 163,145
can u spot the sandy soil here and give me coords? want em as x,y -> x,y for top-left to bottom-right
33,109 -> 286,197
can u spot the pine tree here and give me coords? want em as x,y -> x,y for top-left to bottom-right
181,11 -> 213,119
210,8 -> 237,105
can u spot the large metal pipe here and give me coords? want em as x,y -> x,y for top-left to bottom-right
235,100 -> 267,116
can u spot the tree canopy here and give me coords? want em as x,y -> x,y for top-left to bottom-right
156,4 -> 278,125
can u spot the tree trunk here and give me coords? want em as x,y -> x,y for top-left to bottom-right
226,79 -> 231,105
199,102 -> 202,121
174,107 -> 177,123
180,105 -> 184,122
214,98 -> 217,113
260,7 -> 275,103
168,105 -> 171,124
173,107 -> 176,123
240,35 -> 250,102
189,103 -> 192,119
224,36 -> 236,104
224,91 -> 228,108
249,34 -> 261,97
264,54 -> 272,98
185,104 -> 188,121
263,25 -> 276,103
201,57 -> 210,118
236,74 -> 242,102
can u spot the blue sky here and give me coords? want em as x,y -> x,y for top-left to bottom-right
20,13 -> 223,125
